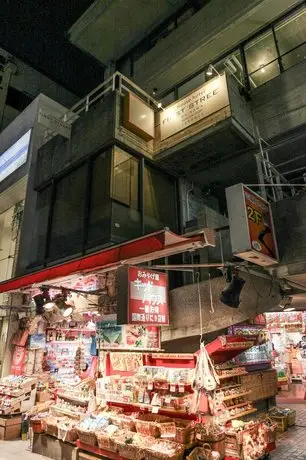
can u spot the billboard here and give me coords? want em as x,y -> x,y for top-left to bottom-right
226,183 -> 278,266
0,129 -> 31,183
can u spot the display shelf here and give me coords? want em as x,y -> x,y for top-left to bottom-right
223,391 -> 251,401
217,384 -> 241,391
218,372 -> 248,380
47,340 -> 92,344
107,400 -> 197,420
204,335 -> 256,364
77,440 -> 125,460
57,393 -> 89,406
51,405 -> 86,419
227,408 -> 257,420
226,400 -> 252,410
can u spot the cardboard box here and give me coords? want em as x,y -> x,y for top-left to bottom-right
36,390 -> 51,403
0,420 -> 21,440
0,415 -> 22,427
32,433 -> 78,460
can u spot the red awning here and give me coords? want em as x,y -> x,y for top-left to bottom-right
0,228 -> 215,294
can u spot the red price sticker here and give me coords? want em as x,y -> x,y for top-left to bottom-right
170,385 -> 176,393
152,406 -> 159,414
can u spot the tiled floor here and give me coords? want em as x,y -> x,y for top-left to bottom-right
271,404 -> 306,460
0,405 -> 306,459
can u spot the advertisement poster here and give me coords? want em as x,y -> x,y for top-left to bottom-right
127,267 -> 169,326
243,186 -> 278,261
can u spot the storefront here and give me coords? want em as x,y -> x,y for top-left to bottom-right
0,229 -> 293,460
265,311 -> 306,403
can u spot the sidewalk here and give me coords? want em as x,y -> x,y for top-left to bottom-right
271,403 -> 306,460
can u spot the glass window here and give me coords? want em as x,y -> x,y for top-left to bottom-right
87,151 -> 112,247
275,7 -> 306,55
49,165 -> 87,259
112,147 -> 139,209
178,72 -> 205,98
144,165 -> 177,233
161,91 -> 176,107
245,30 -> 280,86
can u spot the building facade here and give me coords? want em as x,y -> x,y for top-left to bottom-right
2,0 -> 306,346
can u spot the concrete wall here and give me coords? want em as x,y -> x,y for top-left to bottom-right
162,270 -> 281,345
35,92 -> 116,188
133,0 -> 301,94
0,46 -> 78,108
252,60 -> 306,140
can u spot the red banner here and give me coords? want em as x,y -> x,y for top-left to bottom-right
127,267 -> 169,325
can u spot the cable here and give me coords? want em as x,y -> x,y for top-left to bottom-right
196,271 -> 203,344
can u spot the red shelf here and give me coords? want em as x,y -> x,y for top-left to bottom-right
77,440 -> 125,459
107,401 -> 197,420
202,336 -> 256,364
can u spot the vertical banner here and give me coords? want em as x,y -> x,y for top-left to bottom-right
117,266 -> 169,326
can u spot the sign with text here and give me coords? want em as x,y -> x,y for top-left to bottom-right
0,129 -> 31,183
226,184 -> 278,266
160,74 -> 229,140
38,108 -> 71,139
117,266 -> 169,326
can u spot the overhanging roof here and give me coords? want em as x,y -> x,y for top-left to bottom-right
0,228 -> 215,293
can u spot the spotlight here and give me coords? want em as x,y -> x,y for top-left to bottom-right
157,102 -> 162,109
153,87 -> 157,96
220,272 -> 246,308
206,64 -> 213,76
260,65 -> 266,73
63,307 -> 73,318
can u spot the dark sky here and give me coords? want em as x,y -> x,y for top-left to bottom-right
0,0 -> 105,96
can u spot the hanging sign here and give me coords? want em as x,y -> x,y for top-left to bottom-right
38,108 -> 71,139
226,183 -> 278,266
117,266 -> 169,326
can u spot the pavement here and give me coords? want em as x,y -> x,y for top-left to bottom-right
271,404 -> 306,460
0,404 -> 306,459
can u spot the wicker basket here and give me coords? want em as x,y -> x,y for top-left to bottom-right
144,440 -> 185,460
111,414 -> 137,431
269,415 -> 288,432
136,414 -> 172,438
186,446 -> 212,460
262,418 -> 277,444
286,409 -> 296,426
30,419 -> 44,434
58,424 -> 78,444
43,417 -> 59,437
116,441 -> 145,460
174,420 -> 195,444
77,428 -> 98,446
97,431 -> 116,452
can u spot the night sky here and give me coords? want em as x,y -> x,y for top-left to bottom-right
0,0 -> 105,96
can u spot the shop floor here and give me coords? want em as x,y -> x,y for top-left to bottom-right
1,405 -> 306,460
271,403 -> 306,460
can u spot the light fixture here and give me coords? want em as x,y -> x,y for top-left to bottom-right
157,102 -> 162,109
206,64 -> 213,76
153,87 -> 157,96
260,65 -> 266,74
283,307 -> 295,312
220,267 -> 246,308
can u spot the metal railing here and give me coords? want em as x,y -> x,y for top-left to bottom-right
254,128 -> 306,202
42,72 -> 160,145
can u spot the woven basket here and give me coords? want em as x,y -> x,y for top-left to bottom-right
112,414 -> 137,431
263,418 -> 277,444
136,414 -> 172,438
30,419 -> 44,434
174,420 -> 195,444
97,431 -> 116,451
58,424 -> 78,444
44,417 -> 59,437
144,440 -> 185,460
116,441 -> 145,460
77,428 -> 98,446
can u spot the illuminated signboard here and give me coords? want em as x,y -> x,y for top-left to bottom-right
117,266 -> 169,326
226,183 -> 278,266
0,129 -> 31,183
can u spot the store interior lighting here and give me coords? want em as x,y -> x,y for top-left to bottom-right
206,64 -> 220,77
220,267 -> 246,308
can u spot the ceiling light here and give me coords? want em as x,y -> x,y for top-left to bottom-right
206,64 -> 213,76
283,307 -> 295,312
157,102 -> 162,109
260,65 -> 266,73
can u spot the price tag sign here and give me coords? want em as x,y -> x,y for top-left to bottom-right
165,394 -> 172,404
147,382 -> 153,391
170,385 -> 176,393
179,385 -> 184,393
152,406 -> 159,414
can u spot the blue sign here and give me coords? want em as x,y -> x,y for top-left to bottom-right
0,129 -> 31,183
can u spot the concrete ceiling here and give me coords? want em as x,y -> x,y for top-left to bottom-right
68,0 -> 187,64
